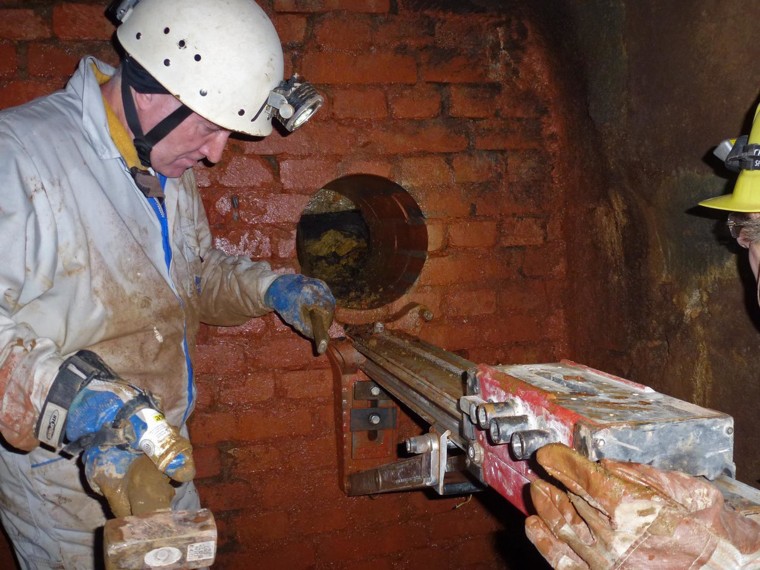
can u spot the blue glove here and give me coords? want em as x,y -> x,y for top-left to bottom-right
66,381 -> 194,481
264,274 -> 336,338
47,351 -> 195,515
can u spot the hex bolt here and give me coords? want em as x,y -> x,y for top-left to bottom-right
467,442 -> 484,465
488,415 -> 530,444
510,430 -> 557,460
368,413 -> 381,426
373,322 -> 385,334
594,438 -> 606,449
476,401 -> 518,429
406,435 -> 432,454
370,385 -> 382,397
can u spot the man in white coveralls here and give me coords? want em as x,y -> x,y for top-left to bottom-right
0,0 -> 334,567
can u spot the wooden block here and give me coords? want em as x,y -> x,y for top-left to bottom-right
104,509 -> 216,569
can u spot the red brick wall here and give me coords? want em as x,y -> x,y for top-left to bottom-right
0,1 -> 573,568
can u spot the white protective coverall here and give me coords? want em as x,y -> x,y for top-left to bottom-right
0,56 -> 279,568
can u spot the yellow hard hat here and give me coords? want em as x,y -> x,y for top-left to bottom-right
699,104 -> 760,212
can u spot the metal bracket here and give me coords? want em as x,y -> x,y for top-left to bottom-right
350,407 -> 396,431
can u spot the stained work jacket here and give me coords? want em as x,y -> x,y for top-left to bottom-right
0,57 -> 278,450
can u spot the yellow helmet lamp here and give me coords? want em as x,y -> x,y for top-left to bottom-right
699,104 -> 760,212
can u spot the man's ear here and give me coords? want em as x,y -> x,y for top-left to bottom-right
133,90 -> 155,112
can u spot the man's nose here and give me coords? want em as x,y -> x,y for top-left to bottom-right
202,130 -> 231,164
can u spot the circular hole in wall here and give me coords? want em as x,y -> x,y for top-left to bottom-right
296,174 -> 428,310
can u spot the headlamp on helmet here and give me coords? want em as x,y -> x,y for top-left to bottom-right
259,75 -> 324,133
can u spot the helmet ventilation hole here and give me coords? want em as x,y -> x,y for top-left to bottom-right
163,27 -> 170,34
135,32 -> 141,40
238,109 -> 245,116
200,89 -> 208,97
194,54 -> 202,62
163,59 -> 171,66
178,40 -> 186,49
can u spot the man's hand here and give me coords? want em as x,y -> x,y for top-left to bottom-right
47,351 -> 195,516
264,274 -> 335,339
525,443 -> 760,569
83,450 -> 175,518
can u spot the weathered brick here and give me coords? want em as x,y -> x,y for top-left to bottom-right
53,4 -> 114,41
223,541 -> 316,569
188,411 -> 237,445
289,504 -> 348,536
374,16 -> 436,48
425,219 -> 447,251
474,118 -> 545,150
241,194 -> 312,225
314,14 -> 374,50
218,155 -> 276,188
235,510 -> 291,543
523,241 -> 567,278
316,522 -> 429,562
358,122 -> 468,154
197,480 -> 257,512
500,215 -> 547,246
449,84 -> 502,118
302,52 -> 416,84
27,43 -> 81,79
218,371 -> 276,407
275,0 -> 390,13
245,121 -> 361,156
336,159 -> 393,179
193,446 -> 222,479
237,408 -> 314,440
420,50 -> 490,83
0,9 -> 50,40
452,152 -> 504,183
257,468 -> 344,510
389,84 -> 442,119
0,79 -> 63,110
329,87 -> 387,119
444,289 -> 497,317
0,42 -> 17,77
273,14 -> 307,44
279,158 -> 339,193
278,368 -> 333,399
227,443 -> 283,475
399,155 -> 452,186
418,250 -> 522,286
448,220 -> 499,248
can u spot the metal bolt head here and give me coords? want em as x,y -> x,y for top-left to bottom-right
370,386 -> 381,397
467,442 -> 484,465
368,413 -> 381,425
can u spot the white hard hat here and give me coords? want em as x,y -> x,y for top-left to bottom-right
115,0 -> 284,137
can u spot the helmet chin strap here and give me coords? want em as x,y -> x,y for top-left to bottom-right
120,57 -> 193,169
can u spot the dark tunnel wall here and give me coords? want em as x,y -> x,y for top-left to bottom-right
540,0 -> 760,486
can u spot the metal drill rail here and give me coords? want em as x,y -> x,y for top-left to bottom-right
348,327 -> 473,450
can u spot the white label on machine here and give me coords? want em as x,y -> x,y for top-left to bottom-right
187,540 -> 216,562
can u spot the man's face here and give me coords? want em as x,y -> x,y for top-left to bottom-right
731,212 -> 760,281
137,92 -> 232,178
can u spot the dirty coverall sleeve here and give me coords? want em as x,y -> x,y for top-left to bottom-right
184,171 -> 279,326
0,134 -> 65,451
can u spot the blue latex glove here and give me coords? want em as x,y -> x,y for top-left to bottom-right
264,274 -> 336,338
